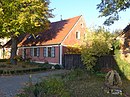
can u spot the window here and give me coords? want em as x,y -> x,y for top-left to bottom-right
51,47 -> 55,57
43,47 -> 47,57
22,48 -> 26,59
48,47 -> 51,57
30,47 -> 40,57
76,31 -> 80,39
30,48 -> 33,56
43,47 -> 55,57
37,48 -> 40,57
28,35 -> 32,39
81,23 -> 84,28
34,48 -> 37,56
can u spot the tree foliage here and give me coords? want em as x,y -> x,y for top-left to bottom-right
0,0 -> 53,64
97,0 -> 130,25
0,0 -> 53,37
65,44 -> 82,54
81,27 -> 114,71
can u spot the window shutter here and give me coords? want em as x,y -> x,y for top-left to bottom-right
51,47 -> 55,57
43,47 -> 47,57
46,47 -> 48,57
37,48 -> 39,57
30,48 -> 33,57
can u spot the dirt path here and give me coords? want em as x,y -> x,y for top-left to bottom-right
0,70 -> 69,97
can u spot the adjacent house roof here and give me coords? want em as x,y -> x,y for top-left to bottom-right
118,24 -> 130,37
123,24 -> 130,34
4,15 -> 82,47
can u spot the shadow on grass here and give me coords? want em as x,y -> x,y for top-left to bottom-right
94,50 -> 130,96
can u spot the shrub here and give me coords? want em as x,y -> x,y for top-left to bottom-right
64,69 -> 86,81
65,44 -> 82,54
81,40 -> 110,71
0,59 -> 9,62
14,55 -> 23,62
81,28 -> 113,71
54,64 -> 61,69
0,64 -> 6,68
37,63 -> 52,69
17,78 -> 70,97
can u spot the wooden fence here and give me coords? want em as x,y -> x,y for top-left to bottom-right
63,54 -> 117,70
95,55 -> 117,71
62,54 -> 84,69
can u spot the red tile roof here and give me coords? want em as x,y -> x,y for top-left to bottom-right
4,15 -> 81,47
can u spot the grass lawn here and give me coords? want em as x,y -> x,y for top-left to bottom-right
17,69 -> 130,97
64,72 -> 130,97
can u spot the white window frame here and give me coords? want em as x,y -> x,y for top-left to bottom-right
76,31 -> 80,39
43,47 -> 55,58
43,47 -> 48,57
30,48 -> 33,56
51,47 -> 55,57
22,48 -> 24,59
30,47 -> 40,57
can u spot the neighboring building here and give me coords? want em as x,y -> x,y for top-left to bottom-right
117,24 -> 130,63
4,15 -> 87,64
0,38 -> 10,59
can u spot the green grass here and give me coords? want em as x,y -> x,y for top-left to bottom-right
17,69 -> 130,97
63,69 -> 126,97
114,50 -> 130,80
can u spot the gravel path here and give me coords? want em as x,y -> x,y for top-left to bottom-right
0,70 -> 69,97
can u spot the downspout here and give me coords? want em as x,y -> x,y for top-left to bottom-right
59,43 -> 62,65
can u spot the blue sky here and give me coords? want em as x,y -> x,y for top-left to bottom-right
49,0 -> 130,32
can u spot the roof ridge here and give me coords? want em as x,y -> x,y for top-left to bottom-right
51,15 -> 82,24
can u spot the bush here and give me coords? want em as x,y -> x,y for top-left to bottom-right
81,40 -> 110,71
0,67 -> 48,75
81,29 -> 113,71
17,78 -> 70,97
54,64 -> 61,69
0,59 -> 9,62
14,55 -> 23,62
64,69 -> 87,81
0,64 -> 6,68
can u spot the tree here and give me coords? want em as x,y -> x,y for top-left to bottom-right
81,27 -> 114,71
0,0 -> 53,64
97,0 -> 130,25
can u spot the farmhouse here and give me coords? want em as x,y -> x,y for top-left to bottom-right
4,15 -> 86,65
117,24 -> 130,63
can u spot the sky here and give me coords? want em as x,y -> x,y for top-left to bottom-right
49,0 -> 130,32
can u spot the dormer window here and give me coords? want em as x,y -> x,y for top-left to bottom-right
28,35 -> 32,39
36,35 -> 40,39
76,31 -> 80,39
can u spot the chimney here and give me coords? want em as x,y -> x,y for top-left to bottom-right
60,15 -> 62,21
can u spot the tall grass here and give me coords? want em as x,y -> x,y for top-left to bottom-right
114,50 -> 130,80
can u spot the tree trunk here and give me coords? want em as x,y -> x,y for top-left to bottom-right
10,36 -> 18,65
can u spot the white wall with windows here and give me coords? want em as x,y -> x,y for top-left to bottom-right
28,47 -> 55,58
